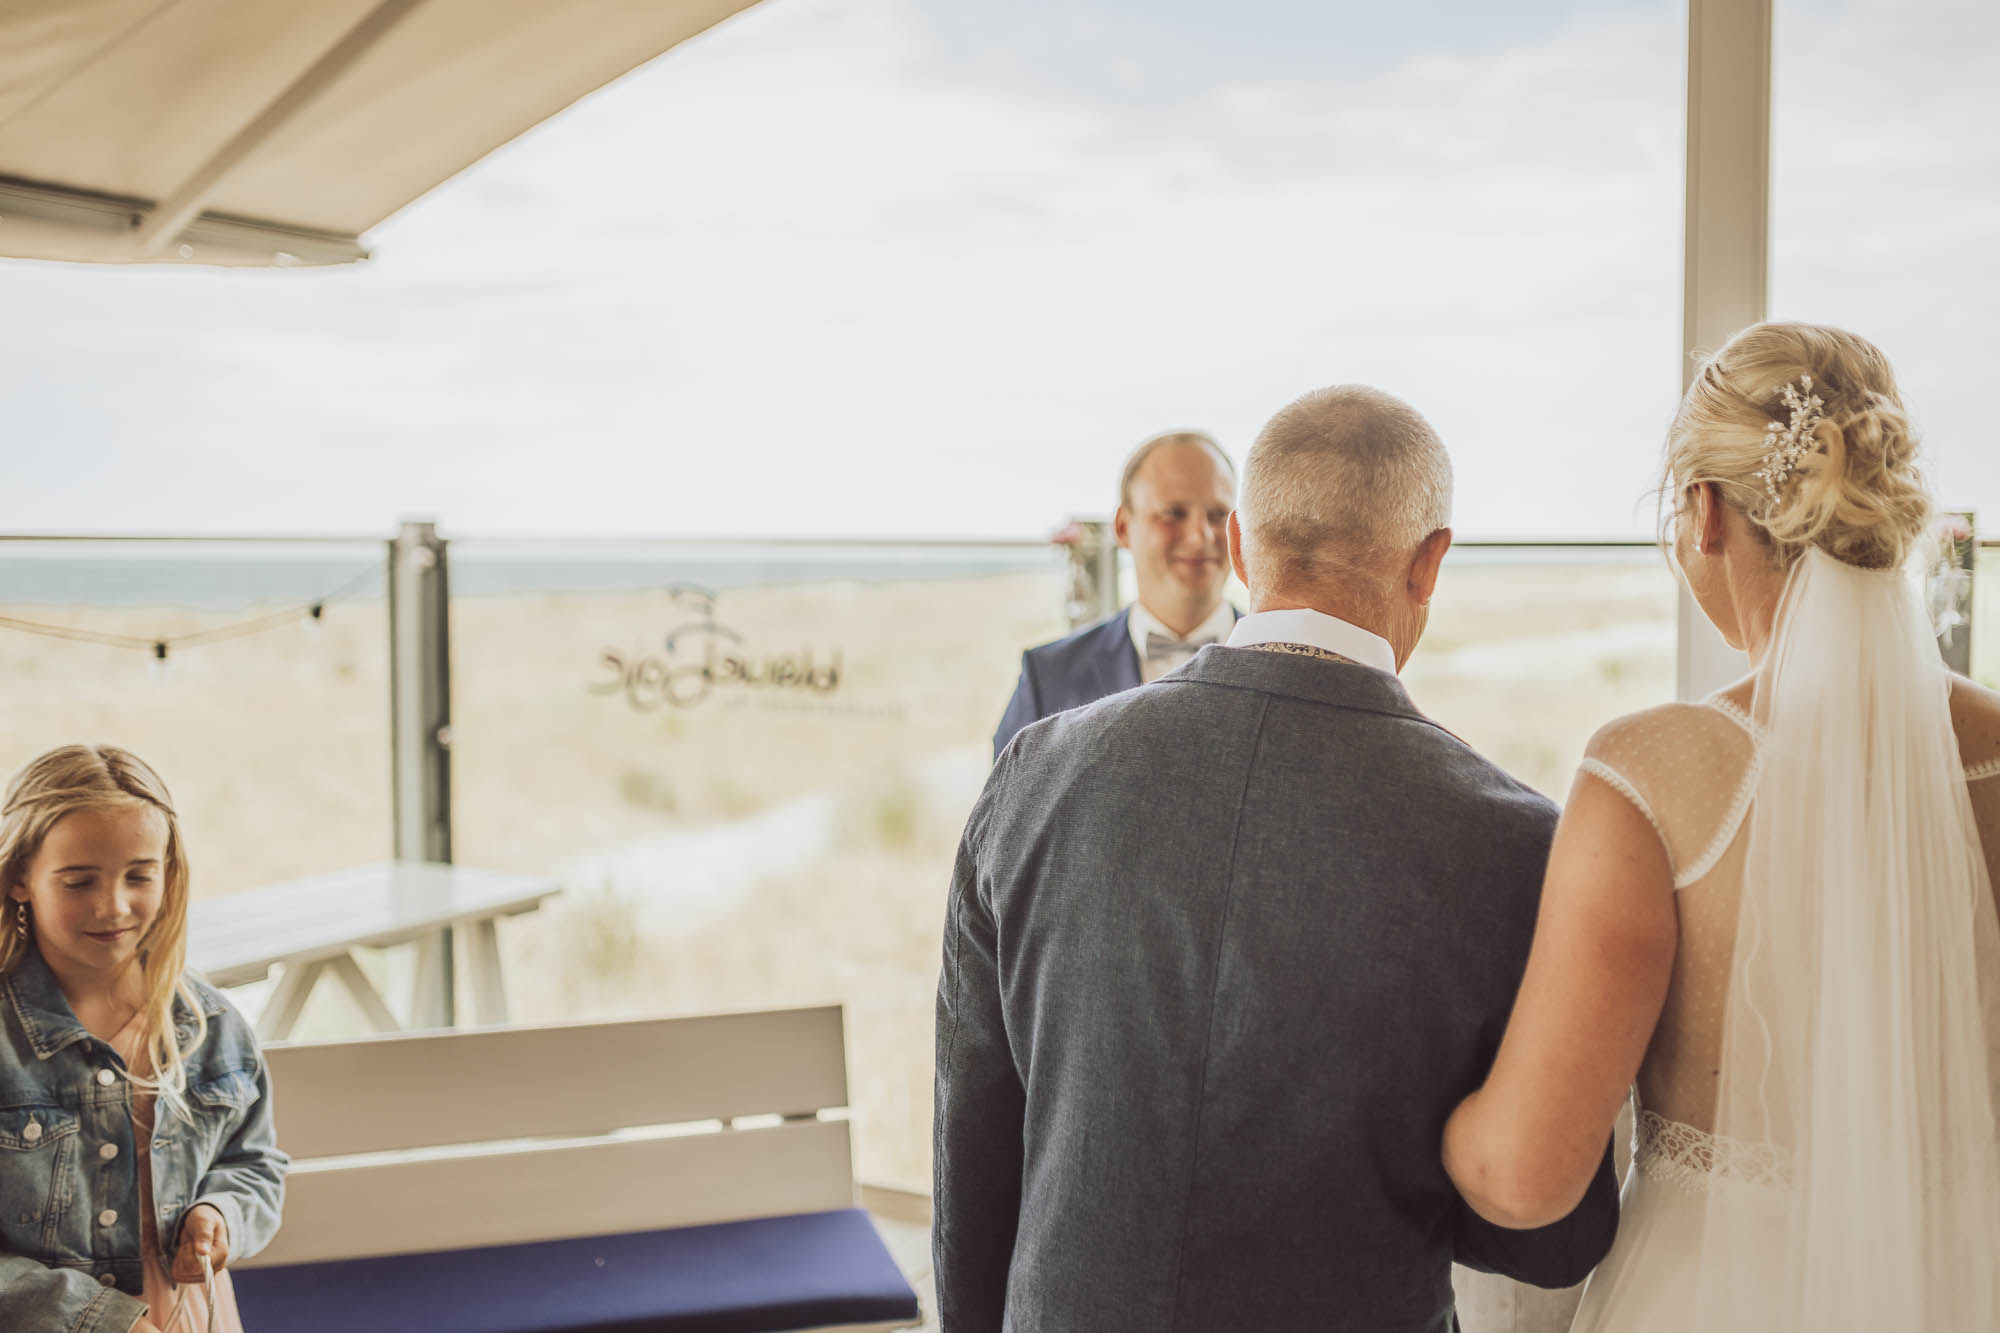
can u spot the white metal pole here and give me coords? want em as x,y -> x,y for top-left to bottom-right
389,520 -> 454,1027
1676,0 -> 1771,699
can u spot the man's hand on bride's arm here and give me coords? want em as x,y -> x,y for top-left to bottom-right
1442,774 -> 1678,1230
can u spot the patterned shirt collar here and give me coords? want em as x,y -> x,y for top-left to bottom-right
1224,607 -> 1398,675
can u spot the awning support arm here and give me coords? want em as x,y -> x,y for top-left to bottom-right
130,0 -> 428,255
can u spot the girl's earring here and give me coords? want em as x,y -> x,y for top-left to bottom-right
13,901 -> 27,941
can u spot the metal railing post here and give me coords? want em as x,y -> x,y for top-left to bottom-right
1095,524 -> 1121,622
1933,512 -> 1976,675
389,520 -> 454,1027
1061,519 -> 1122,629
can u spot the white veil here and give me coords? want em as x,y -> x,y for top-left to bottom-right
1688,545 -> 2000,1330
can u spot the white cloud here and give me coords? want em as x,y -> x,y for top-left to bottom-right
1769,0 -> 2000,513
0,0 -> 1993,540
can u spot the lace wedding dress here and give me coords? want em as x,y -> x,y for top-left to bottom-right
1567,552 -> 2000,1332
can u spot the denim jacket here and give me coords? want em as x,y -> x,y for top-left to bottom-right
0,952 -> 288,1333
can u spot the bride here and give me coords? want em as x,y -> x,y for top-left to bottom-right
1441,321 -> 2000,1331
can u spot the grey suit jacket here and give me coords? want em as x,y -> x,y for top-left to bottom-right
935,646 -> 1618,1333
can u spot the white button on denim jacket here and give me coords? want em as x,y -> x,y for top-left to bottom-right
0,950 -> 288,1333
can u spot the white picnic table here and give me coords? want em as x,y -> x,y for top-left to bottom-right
189,861 -> 562,1040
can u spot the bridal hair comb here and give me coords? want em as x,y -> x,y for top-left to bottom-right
1753,373 -> 1827,502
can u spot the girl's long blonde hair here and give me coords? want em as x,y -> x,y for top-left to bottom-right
0,745 -> 206,1111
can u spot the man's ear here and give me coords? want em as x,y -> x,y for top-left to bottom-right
1113,505 -> 1133,551
1407,527 -> 1453,606
1227,511 -> 1249,587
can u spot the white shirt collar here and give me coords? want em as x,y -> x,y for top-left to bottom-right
1127,598 -> 1237,660
1223,607 -> 1398,675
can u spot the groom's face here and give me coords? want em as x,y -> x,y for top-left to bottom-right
1118,442 -> 1235,624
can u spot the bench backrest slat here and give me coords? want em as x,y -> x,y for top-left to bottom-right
268,1006 -> 848,1158
239,1118 -> 856,1268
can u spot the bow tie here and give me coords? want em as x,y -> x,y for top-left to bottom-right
1145,632 -> 1218,665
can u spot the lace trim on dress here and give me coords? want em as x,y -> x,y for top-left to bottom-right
1704,693 -> 1761,738
1634,1109 -> 1791,1194
1582,704 -> 1761,891
1966,757 -> 2000,783
1577,758 -> 1677,881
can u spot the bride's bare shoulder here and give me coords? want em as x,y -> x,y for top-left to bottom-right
1948,676 -> 2000,774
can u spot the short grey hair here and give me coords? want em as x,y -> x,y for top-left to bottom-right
1239,386 -> 1452,590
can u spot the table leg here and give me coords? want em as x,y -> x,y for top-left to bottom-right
258,960 -> 325,1042
410,932 -> 451,1030
326,954 -> 403,1033
465,920 -> 510,1026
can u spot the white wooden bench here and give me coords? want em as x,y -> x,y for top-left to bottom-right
232,1005 -> 922,1333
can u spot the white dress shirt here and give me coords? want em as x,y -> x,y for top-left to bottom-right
1223,607 -> 1398,675
1129,599 -> 1239,684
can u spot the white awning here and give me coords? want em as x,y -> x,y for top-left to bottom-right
0,0 -> 759,268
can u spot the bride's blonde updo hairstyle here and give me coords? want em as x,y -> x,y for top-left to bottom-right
1666,321 -> 1931,570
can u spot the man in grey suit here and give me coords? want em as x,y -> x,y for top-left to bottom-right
933,386 -> 1617,1332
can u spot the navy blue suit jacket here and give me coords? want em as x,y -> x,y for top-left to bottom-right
993,610 -> 1140,758
994,607 -> 1242,757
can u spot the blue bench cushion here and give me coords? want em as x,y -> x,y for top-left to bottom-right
233,1208 -> 921,1333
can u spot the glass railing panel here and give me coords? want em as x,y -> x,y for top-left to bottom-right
0,532 -> 1701,1190
447,539 -> 1070,1193
1404,544 -> 1679,798
0,540 -> 392,898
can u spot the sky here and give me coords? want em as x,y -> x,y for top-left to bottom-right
1,0 -> 1994,542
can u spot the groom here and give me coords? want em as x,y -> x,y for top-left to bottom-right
993,429 -> 1239,757
933,386 -> 1618,1332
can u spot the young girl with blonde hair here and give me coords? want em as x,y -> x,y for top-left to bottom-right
0,745 -> 286,1333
